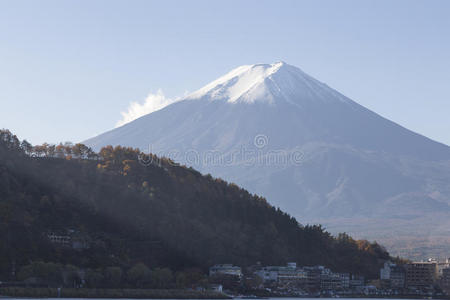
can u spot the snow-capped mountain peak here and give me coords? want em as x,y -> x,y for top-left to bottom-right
187,61 -> 351,106
187,61 -> 284,104
85,61 -> 450,258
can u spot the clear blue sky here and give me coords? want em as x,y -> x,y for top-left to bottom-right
1,0 -> 449,145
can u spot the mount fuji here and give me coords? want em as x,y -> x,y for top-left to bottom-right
85,62 -> 450,258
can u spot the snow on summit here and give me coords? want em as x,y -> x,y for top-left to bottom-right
187,62 -> 285,103
187,61 -> 352,106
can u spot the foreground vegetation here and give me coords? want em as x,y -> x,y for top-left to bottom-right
0,129 -> 391,288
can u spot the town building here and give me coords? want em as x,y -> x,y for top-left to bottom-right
380,261 -> 405,289
304,265 -> 325,290
209,264 -> 242,278
390,265 -> 406,289
320,270 -> 348,291
254,263 -> 351,291
437,258 -> 450,277
278,264 -> 308,284
405,261 -> 438,288
304,265 -> 349,291
255,262 -> 307,285
440,268 -> 450,295
380,261 -> 394,280
255,266 -> 279,282
338,272 -> 350,289
349,274 -> 365,291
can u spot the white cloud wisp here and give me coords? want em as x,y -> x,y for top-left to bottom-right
116,89 -> 181,127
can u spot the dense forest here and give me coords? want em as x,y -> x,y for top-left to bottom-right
0,129 -> 391,287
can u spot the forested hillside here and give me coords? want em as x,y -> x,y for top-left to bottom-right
0,129 -> 390,286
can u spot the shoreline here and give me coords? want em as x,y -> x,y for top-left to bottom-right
0,287 -> 231,299
1,288 -> 448,300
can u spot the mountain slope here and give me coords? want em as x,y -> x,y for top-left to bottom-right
0,129 -> 390,281
85,62 -> 450,258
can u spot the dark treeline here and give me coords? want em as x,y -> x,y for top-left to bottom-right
0,129 -> 390,287
19,139 -> 99,160
12,261 -> 204,289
